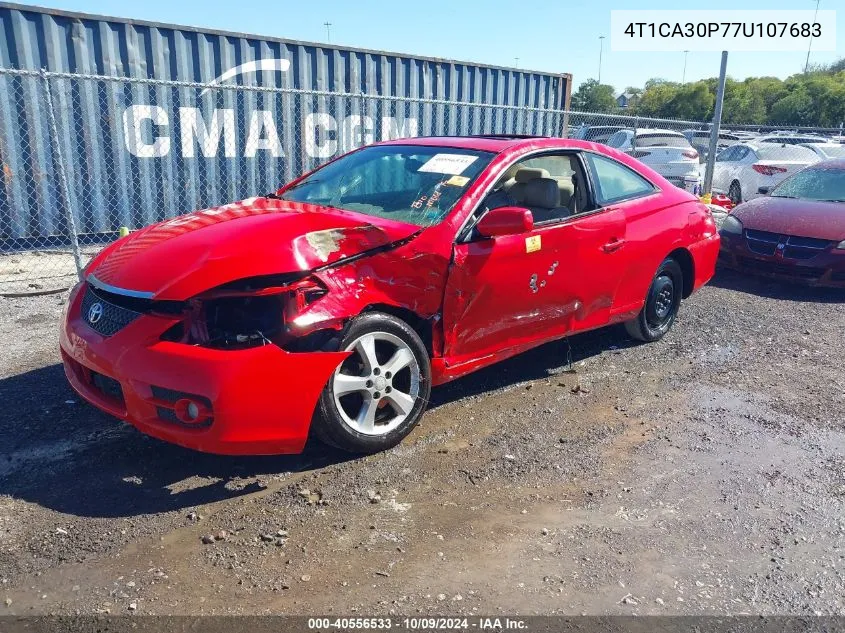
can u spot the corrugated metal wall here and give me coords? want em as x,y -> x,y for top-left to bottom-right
0,2 -> 571,244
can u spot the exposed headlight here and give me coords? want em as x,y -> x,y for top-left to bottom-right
837,240 -> 845,250
720,214 -> 743,235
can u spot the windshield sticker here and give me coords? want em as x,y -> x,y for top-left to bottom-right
418,154 -> 478,175
445,175 -> 470,187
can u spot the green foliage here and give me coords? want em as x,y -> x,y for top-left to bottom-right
606,58 -> 845,126
570,78 -> 618,112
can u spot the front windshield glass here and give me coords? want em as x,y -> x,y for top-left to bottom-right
280,145 -> 494,227
771,165 -> 845,202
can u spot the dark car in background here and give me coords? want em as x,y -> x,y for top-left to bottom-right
572,125 -> 626,145
682,129 -> 741,163
719,159 -> 845,287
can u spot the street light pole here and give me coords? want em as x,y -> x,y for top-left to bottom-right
805,0 -> 821,72
598,35 -> 605,83
324,21 -> 332,42
682,50 -> 689,83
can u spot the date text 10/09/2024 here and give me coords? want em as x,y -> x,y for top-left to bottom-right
307,617 -> 528,630
623,22 -> 821,39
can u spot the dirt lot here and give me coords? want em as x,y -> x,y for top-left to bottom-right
1,270 -> 844,616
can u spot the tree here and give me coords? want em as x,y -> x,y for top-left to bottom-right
570,79 -> 617,113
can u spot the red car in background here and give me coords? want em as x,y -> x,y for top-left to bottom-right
719,159 -> 845,287
60,136 -> 719,455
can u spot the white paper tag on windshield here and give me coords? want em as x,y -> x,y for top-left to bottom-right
418,153 -> 478,175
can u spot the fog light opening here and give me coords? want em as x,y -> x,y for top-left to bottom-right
174,398 -> 208,425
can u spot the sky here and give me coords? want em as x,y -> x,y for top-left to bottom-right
28,0 -> 844,92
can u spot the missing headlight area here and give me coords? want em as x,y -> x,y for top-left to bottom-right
200,294 -> 285,348
160,276 -> 333,350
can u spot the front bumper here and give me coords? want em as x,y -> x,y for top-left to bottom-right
59,283 -> 349,455
718,233 -> 845,288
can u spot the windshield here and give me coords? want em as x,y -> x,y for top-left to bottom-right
818,145 -> 845,159
280,145 -> 494,227
771,166 -> 845,202
756,145 -> 818,161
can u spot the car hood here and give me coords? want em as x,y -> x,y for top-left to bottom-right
732,196 -> 845,241
87,197 -> 421,300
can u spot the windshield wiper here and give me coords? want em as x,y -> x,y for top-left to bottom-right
819,199 -> 845,203
770,195 -> 798,199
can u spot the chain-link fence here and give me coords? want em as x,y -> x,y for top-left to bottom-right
2,67 -> 842,295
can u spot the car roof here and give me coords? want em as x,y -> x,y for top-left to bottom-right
375,135 -> 598,153
809,158 -> 845,170
634,128 -> 685,136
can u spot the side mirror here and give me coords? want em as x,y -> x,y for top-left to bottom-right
758,186 -> 771,195
476,206 -> 534,238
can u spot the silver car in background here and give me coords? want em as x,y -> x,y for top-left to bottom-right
606,128 -> 702,193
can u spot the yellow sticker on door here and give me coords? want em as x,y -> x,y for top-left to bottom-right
525,235 -> 541,253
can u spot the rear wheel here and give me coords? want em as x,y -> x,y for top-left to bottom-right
728,181 -> 742,205
314,312 -> 431,453
625,258 -> 683,343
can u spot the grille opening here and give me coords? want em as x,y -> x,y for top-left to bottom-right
91,371 -> 124,404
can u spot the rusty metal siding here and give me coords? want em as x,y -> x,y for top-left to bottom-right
0,3 -> 571,243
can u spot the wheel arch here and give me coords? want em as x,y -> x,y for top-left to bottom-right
667,247 -> 695,298
360,303 -> 434,357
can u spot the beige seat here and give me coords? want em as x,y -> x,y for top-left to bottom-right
509,168 -> 550,203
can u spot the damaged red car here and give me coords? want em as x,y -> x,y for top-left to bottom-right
60,136 -> 720,455
718,159 -> 845,287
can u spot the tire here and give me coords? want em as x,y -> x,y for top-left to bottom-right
313,312 -> 431,454
728,181 -> 742,205
625,258 -> 684,343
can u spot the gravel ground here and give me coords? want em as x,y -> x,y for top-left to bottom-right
1,269 -> 844,616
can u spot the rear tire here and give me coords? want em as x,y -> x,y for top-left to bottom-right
313,312 -> 431,454
625,258 -> 684,343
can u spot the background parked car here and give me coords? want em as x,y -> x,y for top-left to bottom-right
606,128 -> 701,193
682,129 -> 741,163
711,142 -> 820,204
757,133 -> 829,145
719,158 -> 845,287
799,142 -> 845,160
571,125 -> 626,144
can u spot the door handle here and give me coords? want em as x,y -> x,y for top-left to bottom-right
602,238 -> 626,253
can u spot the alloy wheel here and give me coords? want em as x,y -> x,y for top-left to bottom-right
332,331 -> 421,436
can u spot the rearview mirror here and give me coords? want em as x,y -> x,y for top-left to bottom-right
758,186 -> 771,195
476,206 -> 534,238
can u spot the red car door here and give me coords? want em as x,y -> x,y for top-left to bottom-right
441,152 -> 631,366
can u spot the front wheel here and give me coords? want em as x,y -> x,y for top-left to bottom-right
728,181 -> 742,205
314,312 -> 431,453
625,258 -> 683,343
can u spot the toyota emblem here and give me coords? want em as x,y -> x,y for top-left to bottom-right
88,302 -> 104,324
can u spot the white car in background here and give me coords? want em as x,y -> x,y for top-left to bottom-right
606,128 -> 702,193
711,142 -> 820,204
799,142 -> 845,160
757,133 -> 829,145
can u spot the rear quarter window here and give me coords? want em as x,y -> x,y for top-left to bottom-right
586,153 -> 656,205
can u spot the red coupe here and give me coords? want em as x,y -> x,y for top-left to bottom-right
60,136 -> 719,455
719,159 -> 845,287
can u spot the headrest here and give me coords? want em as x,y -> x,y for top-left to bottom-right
514,167 -> 550,183
522,178 -> 560,209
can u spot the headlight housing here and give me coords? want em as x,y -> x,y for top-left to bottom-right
720,214 -> 743,235
162,275 -> 328,348
836,240 -> 845,250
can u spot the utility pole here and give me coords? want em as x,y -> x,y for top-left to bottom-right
704,51 -> 729,197
598,35 -> 605,83
682,50 -> 689,83
514,57 -> 519,69
324,21 -> 332,42
805,0 -> 821,72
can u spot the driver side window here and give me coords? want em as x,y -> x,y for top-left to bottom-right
479,153 -> 592,225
